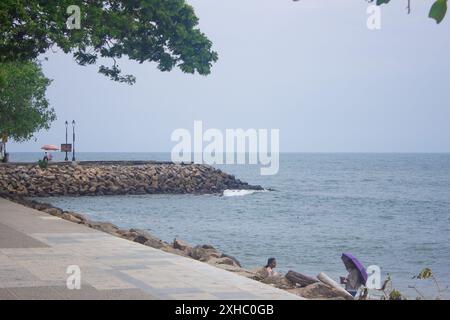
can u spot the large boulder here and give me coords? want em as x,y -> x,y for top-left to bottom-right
160,246 -> 190,257
220,253 -> 242,268
261,275 -> 296,290
253,267 -> 270,279
173,238 -> 191,252
210,256 -> 239,267
88,221 -> 120,235
64,211 -> 89,224
42,207 -> 63,217
61,212 -> 84,224
116,229 -> 138,241
128,228 -> 168,249
189,245 -> 221,262
287,282 -> 347,300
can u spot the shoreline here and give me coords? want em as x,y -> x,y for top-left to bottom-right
0,193 -> 353,300
0,196 -> 300,300
0,161 -> 380,300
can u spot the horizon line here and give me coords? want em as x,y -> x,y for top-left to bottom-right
7,151 -> 450,154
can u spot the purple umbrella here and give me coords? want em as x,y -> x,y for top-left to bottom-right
341,253 -> 368,284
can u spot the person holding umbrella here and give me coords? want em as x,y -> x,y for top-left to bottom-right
41,145 -> 59,162
340,253 -> 368,297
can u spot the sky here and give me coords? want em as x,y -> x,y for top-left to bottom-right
8,0 -> 450,153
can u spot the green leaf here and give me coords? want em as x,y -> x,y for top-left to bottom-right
0,0 -> 218,84
0,62 -> 55,142
429,0 -> 448,24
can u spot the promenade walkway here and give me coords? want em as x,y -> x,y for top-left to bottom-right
0,198 -> 301,300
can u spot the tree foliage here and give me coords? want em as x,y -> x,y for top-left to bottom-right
0,61 -> 55,142
0,0 -> 219,84
368,0 -> 448,24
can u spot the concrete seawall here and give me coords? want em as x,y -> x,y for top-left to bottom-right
0,161 -> 262,197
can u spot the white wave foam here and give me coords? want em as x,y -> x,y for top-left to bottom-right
222,189 -> 265,197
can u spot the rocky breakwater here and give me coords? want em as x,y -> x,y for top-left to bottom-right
0,161 -> 262,196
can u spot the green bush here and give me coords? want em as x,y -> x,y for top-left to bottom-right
389,289 -> 403,300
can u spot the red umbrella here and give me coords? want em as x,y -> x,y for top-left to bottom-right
41,144 -> 59,151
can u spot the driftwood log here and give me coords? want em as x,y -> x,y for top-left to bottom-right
286,270 -> 318,287
317,272 -> 354,300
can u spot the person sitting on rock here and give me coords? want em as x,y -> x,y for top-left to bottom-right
43,152 -> 49,162
265,257 -> 278,277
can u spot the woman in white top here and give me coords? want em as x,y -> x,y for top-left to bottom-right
265,257 -> 278,277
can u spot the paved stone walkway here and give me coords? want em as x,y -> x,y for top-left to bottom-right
0,198 -> 301,300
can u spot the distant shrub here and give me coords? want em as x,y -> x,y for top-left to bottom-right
389,289 -> 403,300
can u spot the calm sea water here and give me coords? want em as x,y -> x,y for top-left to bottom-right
11,152 -> 450,298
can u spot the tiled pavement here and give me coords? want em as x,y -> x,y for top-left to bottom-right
0,198 -> 301,300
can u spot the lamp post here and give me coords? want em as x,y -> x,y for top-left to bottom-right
1,134 -> 8,163
65,121 -> 69,161
72,120 -> 76,161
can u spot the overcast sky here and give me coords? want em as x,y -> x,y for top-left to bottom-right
9,0 -> 450,153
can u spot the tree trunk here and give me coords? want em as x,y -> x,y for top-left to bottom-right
285,270 -> 318,287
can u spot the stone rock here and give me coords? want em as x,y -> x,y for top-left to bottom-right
220,253 -> 242,268
65,212 -> 88,224
61,213 -> 83,224
42,207 -> 63,217
261,275 -> 295,290
129,229 -> 167,249
33,202 -> 53,211
189,245 -> 221,262
116,230 -> 138,241
173,238 -> 191,252
119,230 -> 136,239
212,257 -> 239,267
133,234 -> 149,244
200,244 -> 216,250
160,246 -> 190,257
287,282 -> 347,300
253,267 -> 270,279
88,221 -> 120,235
143,238 -> 167,249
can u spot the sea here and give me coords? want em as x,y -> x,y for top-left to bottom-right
8,152 -> 450,299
